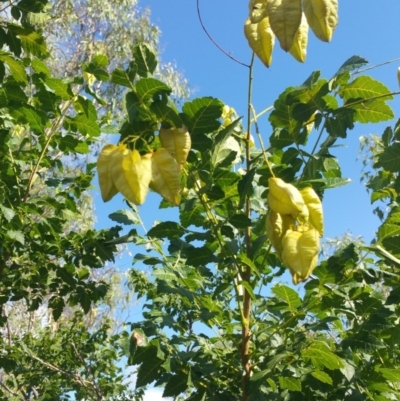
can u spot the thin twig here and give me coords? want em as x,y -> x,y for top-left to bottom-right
196,0 -> 250,68
353,57 -> 400,75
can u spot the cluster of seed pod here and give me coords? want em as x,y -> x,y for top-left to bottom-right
266,177 -> 324,284
97,125 -> 191,206
244,0 -> 339,66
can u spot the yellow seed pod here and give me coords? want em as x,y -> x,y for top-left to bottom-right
300,186 -> 324,236
148,148 -> 181,206
159,125 -> 191,171
397,67 -> 400,88
248,0 -> 268,23
267,177 -> 305,217
303,0 -> 338,42
266,210 -> 295,257
110,144 -> 151,205
281,227 -> 319,284
244,17 -> 275,68
267,0 -> 302,51
289,13 -> 308,63
97,144 -> 119,202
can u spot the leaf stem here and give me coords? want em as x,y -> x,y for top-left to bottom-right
241,53 -> 255,401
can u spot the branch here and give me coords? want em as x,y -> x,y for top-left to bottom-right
196,0 -> 250,68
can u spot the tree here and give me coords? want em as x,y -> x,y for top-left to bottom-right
1,0 -> 400,400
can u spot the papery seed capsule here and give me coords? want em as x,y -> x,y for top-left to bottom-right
300,186 -> 324,236
110,144 -> 151,205
289,13 -> 308,63
266,210 -> 295,257
303,0 -> 338,42
159,125 -> 191,171
267,0 -> 302,51
248,0 -> 268,23
148,148 -> 181,206
244,17 -> 275,68
281,227 -> 319,284
97,144 -> 119,202
267,177 -> 305,217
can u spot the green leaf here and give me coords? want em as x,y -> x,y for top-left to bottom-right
136,77 -> 171,101
163,372 -> 189,397
237,168 -> 256,209
65,114 -> 100,137
0,205 -> 15,221
135,353 -> 163,388
335,55 -> 368,75
109,209 -> 140,225
7,230 -> 25,245
378,223 -> 400,242
349,99 -> 394,124
133,43 -> 157,77
379,368 -> 400,382
272,284 -> 302,312
279,376 -> 301,392
82,54 -> 110,81
31,58 -> 51,77
229,214 -> 252,229
147,221 -> 186,240
311,370 -> 333,385
340,76 -> 393,102
378,143 -> 400,172
182,97 -> 223,135
302,342 -> 344,370
44,78 -> 74,100
0,53 -> 27,83
179,200 -> 205,228
18,30 -> 47,57
111,68 -> 134,88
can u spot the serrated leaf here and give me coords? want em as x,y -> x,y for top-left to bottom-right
179,200 -> 205,228
65,114 -> 100,137
378,143 -> 400,172
147,221 -> 186,240
163,372 -> 189,397
111,69 -> 133,88
341,76 -> 393,102
0,205 -> 15,221
31,58 -> 51,77
302,342 -> 344,370
279,376 -> 301,392
182,97 -> 223,135
378,223 -> 400,242
350,99 -> 394,124
186,246 -> 215,267
18,30 -> 47,57
109,210 -> 140,225
44,78 -> 74,100
340,360 -> 356,382
0,53 -> 27,83
311,370 -> 333,385
335,55 -> 369,75
379,368 -> 400,382
7,230 -> 25,245
136,78 -> 171,101
272,284 -> 301,311
135,355 -> 163,388
134,43 -> 157,77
